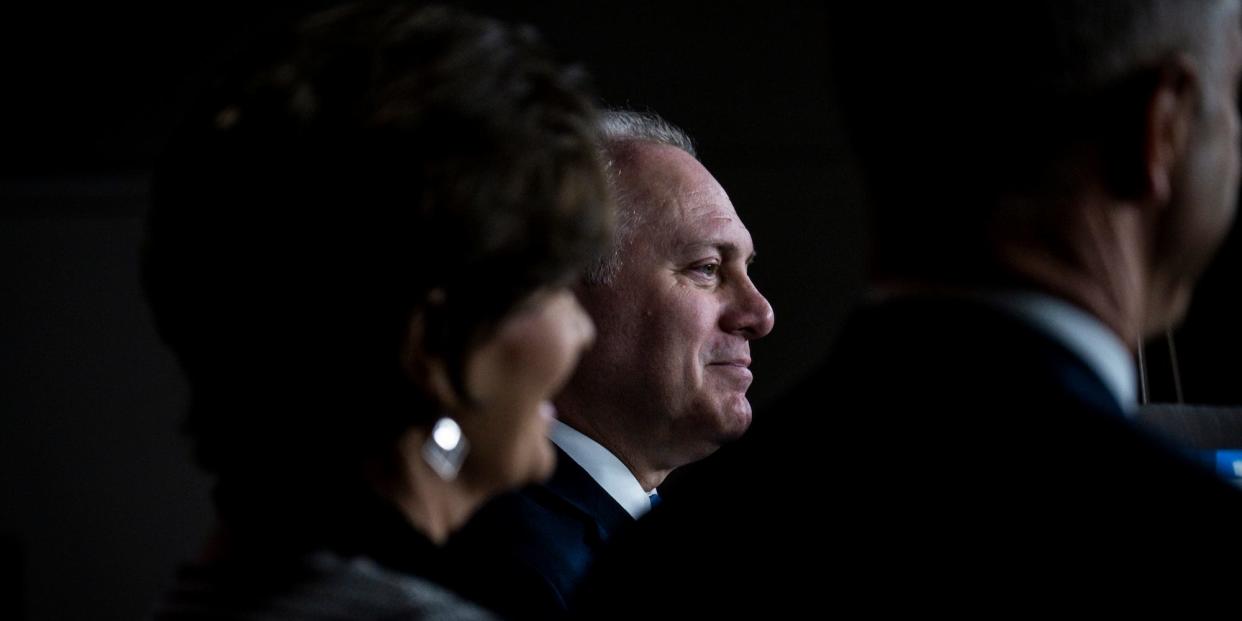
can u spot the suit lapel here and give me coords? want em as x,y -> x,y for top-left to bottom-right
540,447 -> 634,545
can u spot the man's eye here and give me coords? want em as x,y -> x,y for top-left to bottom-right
693,262 -> 720,277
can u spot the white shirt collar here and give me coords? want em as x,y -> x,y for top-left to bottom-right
981,291 -> 1137,415
549,420 -> 656,519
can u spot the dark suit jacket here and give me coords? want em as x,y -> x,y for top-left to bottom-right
442,447 -> 633,620
573,297 -> 1242,617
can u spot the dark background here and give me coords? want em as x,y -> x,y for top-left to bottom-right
0,2 -> 1236,619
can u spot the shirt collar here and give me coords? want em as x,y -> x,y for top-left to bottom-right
981,290 -> 1137,415
549,420 -> 656,519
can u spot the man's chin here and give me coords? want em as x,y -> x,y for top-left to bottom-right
717,395 -> 754,440
1144,285 -> 1194,337
681,395 -> 753,458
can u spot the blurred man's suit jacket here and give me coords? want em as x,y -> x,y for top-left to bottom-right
573,296 -> 1242,617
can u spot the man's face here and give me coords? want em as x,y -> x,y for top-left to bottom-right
572,142 -> 774,468
1153,3 -> 1242,332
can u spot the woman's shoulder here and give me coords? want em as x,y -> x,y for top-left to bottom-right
151,551 -> 499,621
312,552 -> 499,620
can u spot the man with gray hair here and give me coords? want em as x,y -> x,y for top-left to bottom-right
574,2 -> 1242,615
442,109 -> 774,620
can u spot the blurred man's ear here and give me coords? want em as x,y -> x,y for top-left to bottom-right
401,305 -> 465,411
1141,56 -> 1198,205
1098,58 -> 1197,203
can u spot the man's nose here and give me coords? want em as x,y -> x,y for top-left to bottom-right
721,274 -> 774,339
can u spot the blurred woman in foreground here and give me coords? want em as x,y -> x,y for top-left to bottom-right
142,3 -> 611,618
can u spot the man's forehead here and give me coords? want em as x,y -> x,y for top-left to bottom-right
679,192 -> 738,223
617,141 -> 754,251
668,204 -> 754,256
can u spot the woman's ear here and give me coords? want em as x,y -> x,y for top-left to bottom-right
401,305 -> 464,411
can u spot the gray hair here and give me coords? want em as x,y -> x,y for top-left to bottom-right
582,109 -> 697,285
1045,0 -> 1237,97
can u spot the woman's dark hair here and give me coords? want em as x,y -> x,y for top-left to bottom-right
142,2 -> 610,481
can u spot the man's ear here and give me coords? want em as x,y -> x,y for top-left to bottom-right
401,307 -> 464,411
1142,55 -> 1199,205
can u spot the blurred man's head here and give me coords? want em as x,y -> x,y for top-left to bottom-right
836,0 -> 1242,336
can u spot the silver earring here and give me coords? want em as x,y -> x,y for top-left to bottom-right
422,416 -> 469,480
